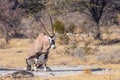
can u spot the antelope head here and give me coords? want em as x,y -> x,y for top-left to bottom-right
38,12 -> 56,49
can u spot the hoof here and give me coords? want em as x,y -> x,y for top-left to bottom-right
25,67 -> 31,71
25,66 -> 31,71
32,67 -> 37,72
43,67 -> 51,72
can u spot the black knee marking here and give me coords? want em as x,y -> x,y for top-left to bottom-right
26,59 -> 31,70
45,54 -> 48,59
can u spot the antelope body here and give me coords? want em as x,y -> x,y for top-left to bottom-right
27,33 -> 50,59
26,33 -> 55,71
26,12 -> 56,71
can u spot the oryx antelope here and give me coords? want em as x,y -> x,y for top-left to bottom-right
26,13 -> 56,71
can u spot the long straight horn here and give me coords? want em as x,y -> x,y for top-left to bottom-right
47,12 -> 55,36
38,17 -> 51,37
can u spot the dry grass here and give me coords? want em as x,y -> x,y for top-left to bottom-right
0,38 -> 7,49
0,38 -> 120,80
0,39 -> 84,68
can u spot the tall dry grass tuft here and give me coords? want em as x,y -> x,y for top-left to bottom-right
63,39 -> 85,61
70,47 -> 85,61
57,33 -> 70,45
0,39 -> 7,49
83,69 -> 92,74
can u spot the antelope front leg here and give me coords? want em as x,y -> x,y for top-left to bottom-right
26,59 -> 31,70
43,63 -> 47,71
34,58 -> 38,71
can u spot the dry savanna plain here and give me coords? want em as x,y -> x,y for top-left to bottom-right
0,31 -> 120,80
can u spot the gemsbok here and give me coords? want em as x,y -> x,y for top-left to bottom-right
26,13 -> 56,71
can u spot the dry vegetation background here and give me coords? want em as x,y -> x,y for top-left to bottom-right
1,29 -> 120,80
0,0 -> 120,80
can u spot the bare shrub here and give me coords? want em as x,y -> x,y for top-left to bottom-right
20,17 -> 41,40
57,33 -> 70,45
65,23 -> 77,33
64,40 -> 85,60
0,0 -> 24,43
83,41 -> 98,55
70,47 -> 85,60
63,36 -> 97,60
97,49 -> 120,64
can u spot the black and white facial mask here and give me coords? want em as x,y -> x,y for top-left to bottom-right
49,36 -> 56,49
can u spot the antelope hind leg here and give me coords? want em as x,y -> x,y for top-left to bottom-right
26,58 -> 37,71
26,58 -> 32,70
37,54 -> 51,71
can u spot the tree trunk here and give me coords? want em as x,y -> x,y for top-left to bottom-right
94,24 -> 102,40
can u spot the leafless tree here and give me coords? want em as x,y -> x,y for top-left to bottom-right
0,0 -> 23,43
